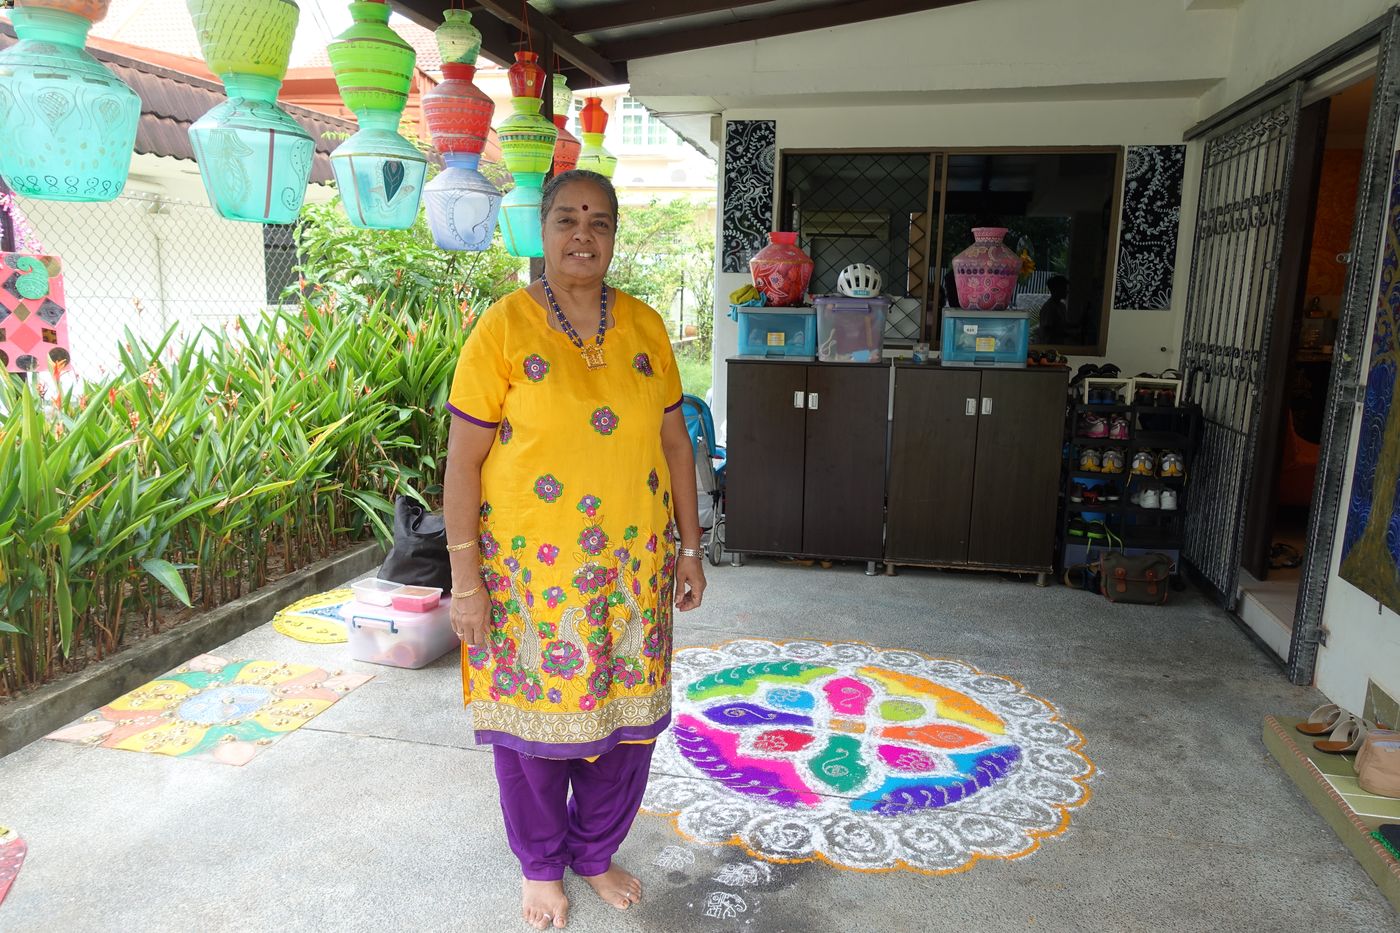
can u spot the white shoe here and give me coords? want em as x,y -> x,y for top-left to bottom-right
1160,489 -> 1178,510
1140,488 -> 1160,509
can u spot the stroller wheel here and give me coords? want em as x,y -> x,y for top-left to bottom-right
708,521 -> 725,567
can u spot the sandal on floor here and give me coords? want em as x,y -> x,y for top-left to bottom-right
1296,703 -> 1344,737
1315,714 -> 1373,754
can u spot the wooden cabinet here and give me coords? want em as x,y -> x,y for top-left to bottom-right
886,365 -> 1066,572
726,359 -> 888,562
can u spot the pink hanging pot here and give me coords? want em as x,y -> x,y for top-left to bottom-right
748,232 -> 814,307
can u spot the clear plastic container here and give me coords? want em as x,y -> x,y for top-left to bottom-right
814,295 -> 889,363
391,585 -> 442,613
731,306 -> 817,358
351,577 -> 404,606
940,310 -> 1029,367
340,600 -> 458,669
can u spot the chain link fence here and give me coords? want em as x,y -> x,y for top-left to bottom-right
9,190 -> 301,379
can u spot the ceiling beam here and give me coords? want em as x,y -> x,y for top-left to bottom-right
553,0 -> 774,34
472,1 -> 626,87
596,0 -> 978,62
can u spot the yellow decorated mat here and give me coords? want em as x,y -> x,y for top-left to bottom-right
271,588 -> 353,643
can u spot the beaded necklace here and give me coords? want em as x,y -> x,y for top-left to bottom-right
540,274 -> 608,370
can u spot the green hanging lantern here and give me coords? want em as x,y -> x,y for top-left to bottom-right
326,0 -> 426,230
0,0 -> 141,202
186,0 -> 314,223
496,51 -> 557,258
576,96 -> 616,180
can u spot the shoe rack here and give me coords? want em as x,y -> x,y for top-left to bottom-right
1059,378 -> 1201,574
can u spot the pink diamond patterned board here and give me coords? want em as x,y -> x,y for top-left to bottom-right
0,829 -> 26,908
0,253 -> 69,373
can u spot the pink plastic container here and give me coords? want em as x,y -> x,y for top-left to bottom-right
339,600 -> 458,669
391,585 -> 442,612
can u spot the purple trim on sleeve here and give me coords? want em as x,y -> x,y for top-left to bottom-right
664,396 -> 684,413
473,712 -> 671,760
446,402 -> 499,429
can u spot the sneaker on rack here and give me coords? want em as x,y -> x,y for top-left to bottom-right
1101,449 -> 1125,473
1102,483 -> 1122,502
1079,448 -> 1102,472
1134,385 -> 1155,406
1140,487 -> 1161,509
1160,489 -> 1178,510
1070,482 -> 1086,503
1160,453 -> 1185,477
1155,388 -> 1176,407
1083,414 -> 1109,438
1109,416 -> 1130,440
1132,451 -> 1156,476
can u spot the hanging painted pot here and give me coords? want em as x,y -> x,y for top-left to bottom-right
951,227 -> 1021,311
748,232 -> 814,307
575,96 -> 616,179
186,0 -> 312,223
422,12 -> 493,156
496,52 -> 556,257
550,74 -> 580,174
425,152 -> 502,252
0,1 -> 141,201
327,0 -> 425,230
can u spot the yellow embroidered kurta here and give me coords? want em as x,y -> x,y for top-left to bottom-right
448,288 -> 681,759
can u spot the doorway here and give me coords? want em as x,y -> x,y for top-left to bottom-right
1237,75 -> 1377,657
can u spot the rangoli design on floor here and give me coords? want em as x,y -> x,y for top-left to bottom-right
271,588 -> 353,644
45,655 -> 371,766
0,826 -> 25,907
644,640 -> 1094,874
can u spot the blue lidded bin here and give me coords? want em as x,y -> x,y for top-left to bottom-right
940,310 -> 1029,367
731,305 -> 817,359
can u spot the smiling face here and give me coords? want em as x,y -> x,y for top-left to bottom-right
542,178 -> 617,288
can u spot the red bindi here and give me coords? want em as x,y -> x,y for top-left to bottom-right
581,204 -> 588,211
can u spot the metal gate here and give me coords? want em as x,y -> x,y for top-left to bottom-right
1180,84 -> 1304,606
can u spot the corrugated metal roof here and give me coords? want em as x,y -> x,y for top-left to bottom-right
0,19 -> 355,184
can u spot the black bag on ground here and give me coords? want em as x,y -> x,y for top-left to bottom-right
1098,552 -> 1173,605
378,497 -> 452,593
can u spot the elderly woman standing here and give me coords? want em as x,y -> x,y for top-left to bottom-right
443,170 -> 706,931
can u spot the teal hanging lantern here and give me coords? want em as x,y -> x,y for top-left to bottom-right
186,0 -> 312,223
496,51 -> 556,258
326,0 -> 426,230
0,0 -> 141,202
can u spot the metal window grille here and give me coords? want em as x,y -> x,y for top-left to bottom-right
780,152 -> 934,343
8,190 -> 303,380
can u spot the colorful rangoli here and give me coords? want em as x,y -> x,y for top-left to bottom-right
644,640 -> 1094,874
0,827 -> 25,907
45,655 -> 371,766
271,588 -> 354,644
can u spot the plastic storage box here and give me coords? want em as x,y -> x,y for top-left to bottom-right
940,310 -> 1029,368
351,577 -> 403,606
340,600 -> 458,669
730,305 -> 817,358
814,295 -> 889,363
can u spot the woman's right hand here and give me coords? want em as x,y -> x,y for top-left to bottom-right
450,588 -> 491,647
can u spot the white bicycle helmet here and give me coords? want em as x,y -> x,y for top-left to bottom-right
837,263 -> 882,298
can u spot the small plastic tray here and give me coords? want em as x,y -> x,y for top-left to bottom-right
391,585 -> 442,613
351,578 -> 404,606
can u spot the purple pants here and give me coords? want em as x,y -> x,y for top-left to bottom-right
492,742 -> 654,881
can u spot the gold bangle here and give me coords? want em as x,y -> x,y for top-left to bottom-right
446,541 -> 477,552
451,585 -> 483,600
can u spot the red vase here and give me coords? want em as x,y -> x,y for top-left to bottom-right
951,227 -> 1020,311
507,50 -> 545,99
552,118 -> 581,174
579,96 -> 608,134
749,232 -> 814,307
423,62 -> 494,155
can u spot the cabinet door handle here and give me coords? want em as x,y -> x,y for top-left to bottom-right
808,392 -> 820,410
793,391 -> 805,409
965,398 -> 977,416
981,397 -> 993,415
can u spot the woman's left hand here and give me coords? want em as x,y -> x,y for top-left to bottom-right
675,556 -> 707,612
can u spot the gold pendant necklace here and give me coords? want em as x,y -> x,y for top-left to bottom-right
581,344 -> 607,370
541,274 -> 609,370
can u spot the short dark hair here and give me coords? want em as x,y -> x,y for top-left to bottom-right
539,170 -> 619,225
1047,274 -> 1069,298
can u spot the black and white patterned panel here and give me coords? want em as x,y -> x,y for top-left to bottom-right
1113,145 -> 1186,310
721,120 -> 777,273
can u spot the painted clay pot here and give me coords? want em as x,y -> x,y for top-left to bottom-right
0,6 -> 140,201
425,152 -> 501,251
498,94 -> 557,178
15,0 -> 109,23
434,8 -> 482,66
575,95 -> 615,178
326,0 -> 415,115
551,75 -> 579,173
951,227 -> 1021,311
749,232 -> 814,307
187,0 -> 299,80
423,64 -> 494,155
507,50 -> 545,100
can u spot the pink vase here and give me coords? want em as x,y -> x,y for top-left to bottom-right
951,227 -> 1020,311
749,232 -> 814,307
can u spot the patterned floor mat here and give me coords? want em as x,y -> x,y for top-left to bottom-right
45,655 -> 371,766
0,828 -> 25,907
271,588 -> 354,644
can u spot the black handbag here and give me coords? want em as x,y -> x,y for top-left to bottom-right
378,497 -> 452,593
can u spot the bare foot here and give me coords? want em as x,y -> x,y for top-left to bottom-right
521,878 -> 569,930
579,863 -> 642,910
